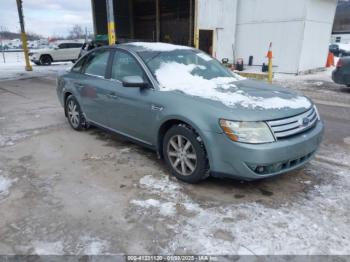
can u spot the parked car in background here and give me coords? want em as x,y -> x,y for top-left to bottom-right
329,43 -> 350,57
29,42 -> 83,65
56,42 -> 324,184
332,57 -> 350,87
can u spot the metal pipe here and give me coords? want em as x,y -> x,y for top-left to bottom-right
128,0 -> 134,39
189,0 -> 193,46
194,0 -> 199,48
156,0 -> 160,42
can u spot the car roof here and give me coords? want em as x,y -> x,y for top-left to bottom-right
110,42 -> 195,53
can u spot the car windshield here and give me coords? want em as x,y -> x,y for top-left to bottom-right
139,50 -> 241,82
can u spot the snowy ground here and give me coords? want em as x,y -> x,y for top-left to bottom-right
0,59 -> 349,256
0,51 -> 71,81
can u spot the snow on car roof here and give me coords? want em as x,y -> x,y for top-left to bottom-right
125,42 -> 193,52
155,62 -> 311,110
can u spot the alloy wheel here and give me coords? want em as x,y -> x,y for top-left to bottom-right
67,100 -> 80,129
167,135 -> 197,176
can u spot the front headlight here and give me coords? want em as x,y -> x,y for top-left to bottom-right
219,120 -> 275,144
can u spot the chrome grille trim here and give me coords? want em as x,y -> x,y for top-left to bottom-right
267,107 -> 318,139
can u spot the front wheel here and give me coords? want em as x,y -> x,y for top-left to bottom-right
163,125 -> 209,184
40,55 -> 52,65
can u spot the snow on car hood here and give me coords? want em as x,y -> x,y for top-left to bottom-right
155,62 -> 312,110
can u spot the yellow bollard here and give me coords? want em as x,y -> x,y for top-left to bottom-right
267,42 -> 273,84
16,0 -> 32,71
21,32 -> 32,71
106,0 -> 116,45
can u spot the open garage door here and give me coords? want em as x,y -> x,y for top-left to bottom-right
91,0 -> 195,46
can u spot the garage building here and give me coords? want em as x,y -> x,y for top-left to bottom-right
91,0 -> 337,74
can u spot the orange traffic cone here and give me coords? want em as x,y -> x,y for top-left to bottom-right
326,52 -> 335,67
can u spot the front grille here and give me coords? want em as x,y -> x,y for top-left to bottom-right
267,107 -> 318,139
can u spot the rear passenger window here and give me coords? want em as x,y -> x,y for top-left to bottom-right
71,57 -> 86,73
111,51 -> 145,82
83,50 -> 110,77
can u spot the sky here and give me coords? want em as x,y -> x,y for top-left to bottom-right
0,0 -> 93,37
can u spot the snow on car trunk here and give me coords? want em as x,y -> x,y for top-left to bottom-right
155,62 -> 312,110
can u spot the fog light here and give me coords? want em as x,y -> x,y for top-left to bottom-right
255,166 -> 265,174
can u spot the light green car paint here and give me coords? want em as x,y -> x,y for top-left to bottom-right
57,44 -> 324,180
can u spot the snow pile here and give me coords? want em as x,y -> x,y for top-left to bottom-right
155,62 -> 311,109
0,175 -> 16,197
32,241 -> 64,255
131,167 -> 350,255
129,42 -> 192,52
78,236 -> 109,255
131,199 -> 176,217
0,133 -> 30,147
0,52 -> 71,81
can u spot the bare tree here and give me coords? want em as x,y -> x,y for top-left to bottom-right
68,25 -> 84,40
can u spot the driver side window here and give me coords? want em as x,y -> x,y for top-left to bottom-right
111,51 -> 145,82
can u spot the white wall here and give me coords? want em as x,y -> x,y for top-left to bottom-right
197,0 -> 238,63
234,0 -> 337,74
298,0 -> 337,72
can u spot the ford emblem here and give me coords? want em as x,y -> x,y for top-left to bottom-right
302,117 -> 310,127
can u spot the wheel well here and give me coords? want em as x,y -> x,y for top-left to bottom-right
63,92 -> 72,116
157,119 -> 206,159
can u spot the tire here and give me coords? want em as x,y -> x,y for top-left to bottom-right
163,124 -> 209,184
40,55 -> 52,65
65,95 -> 87,131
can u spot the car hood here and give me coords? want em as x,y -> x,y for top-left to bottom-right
163,79 -> 313,121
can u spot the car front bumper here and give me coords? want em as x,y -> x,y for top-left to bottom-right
204,121 -> 324,180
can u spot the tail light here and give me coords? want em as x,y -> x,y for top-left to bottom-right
336,59 -> 344,68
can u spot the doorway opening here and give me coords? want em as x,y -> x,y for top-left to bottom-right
198,30 -> 214,55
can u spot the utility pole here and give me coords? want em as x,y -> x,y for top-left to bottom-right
106,0 -> 116,45
16,0 -> 32,71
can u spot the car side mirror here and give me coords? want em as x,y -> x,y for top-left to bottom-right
122,76 -> 148,88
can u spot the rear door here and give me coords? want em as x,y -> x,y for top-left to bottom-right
76,49 -> 113,126
106,49 -> 159,144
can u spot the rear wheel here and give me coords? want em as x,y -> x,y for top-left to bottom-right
163,125 -> 209,184
40,55 -> 52,65
65,95 -> 87,131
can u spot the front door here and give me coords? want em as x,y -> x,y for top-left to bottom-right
106,50 -> 159,145
78,49 -> 112,126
